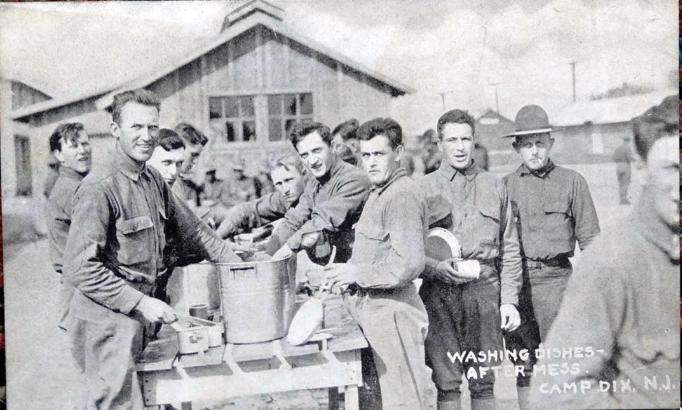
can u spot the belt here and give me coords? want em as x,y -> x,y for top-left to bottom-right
523,255 -> 569,268
353,282 -> 416,297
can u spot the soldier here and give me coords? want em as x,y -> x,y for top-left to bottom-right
501,105 -> 600,409
332,118 -> 361,165
419,109 -> 522,410
147,128 -> 185,186
62,89 -> 240,408
173,122 -> 208,207
529,96 -> 679,409
218,159 -> 259,208
613,135 -> 635,204
268,121 -> 371,264
46,122 -> 91,329
215,153 -> 307,239
324,118 -> 429,409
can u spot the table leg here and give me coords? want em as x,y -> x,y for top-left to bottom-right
328,387 -> 340,410
344,385 -> 359,410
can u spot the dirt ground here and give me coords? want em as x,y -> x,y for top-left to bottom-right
4,162 -> 635,409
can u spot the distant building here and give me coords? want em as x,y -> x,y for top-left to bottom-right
475,109 -> 516,167
3,0 -> 413,200
551,89 -> 675,163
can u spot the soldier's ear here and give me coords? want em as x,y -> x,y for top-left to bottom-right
53,149 -> 64,164
394,144 -> 404,162
511,141 -> 520,152
548,137 -> 555,150
110,121 -> 121,140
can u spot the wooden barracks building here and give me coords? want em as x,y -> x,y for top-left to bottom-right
2,0 -> 412,201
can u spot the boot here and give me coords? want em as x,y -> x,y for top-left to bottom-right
517,386 -> 531,410
471,398 -> 496,410
436,400 -> 461,410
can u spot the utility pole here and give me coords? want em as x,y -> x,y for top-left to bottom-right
438,92 -> 449,112
570,60 -> 577,102
489,82 -> 501,114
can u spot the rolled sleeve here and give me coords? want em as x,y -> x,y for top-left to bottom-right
63,185 -> 145,315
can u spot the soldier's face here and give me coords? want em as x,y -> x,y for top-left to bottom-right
148,146 -> 185,186
515,133 -> 553,170
111,102 -> 160,163
645,135 -> 679,230
54,130 -> 91,174
180,141 -> 202,178
296,131 -> 334,179
439,122 -> 474,170
271,166 -> 305,205
360,135 -> 401,186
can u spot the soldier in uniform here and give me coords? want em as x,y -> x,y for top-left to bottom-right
613,135 -> 635,204
324,118 -> 430,409
419,109 -> 522,410
46,122 -> 91,329
501,105 -> 600,409
63,89 -> 240,408
215,153 -> 307,239
529,96 -> 679,410
268,121 -> 371,264
172,122 -> 208,207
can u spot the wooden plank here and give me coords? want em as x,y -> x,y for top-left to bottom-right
142,352 -> 362,406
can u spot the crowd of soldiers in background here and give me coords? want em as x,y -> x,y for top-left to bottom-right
42,119 -> 491,203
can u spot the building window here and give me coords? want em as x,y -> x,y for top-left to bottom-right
14,135 -> 32,196
267,93 -> 313,141
209,95 -> 256,142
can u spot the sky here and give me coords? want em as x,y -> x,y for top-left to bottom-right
0,0 -> 677,134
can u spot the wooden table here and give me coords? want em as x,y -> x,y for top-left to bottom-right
137,295 -> 367,409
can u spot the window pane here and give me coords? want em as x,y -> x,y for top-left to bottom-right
269,118 -> 282,141
209,97 -> 222,119
283,94 -> 297,115
299,93 -> 313,115
226,121 -> 236,142
224,97 -> 239,118
209,118 -> 227,139
240,96 -> 255,117
285,119 -> 298,136
268,94 -> 282,115
243,121 -> 256,141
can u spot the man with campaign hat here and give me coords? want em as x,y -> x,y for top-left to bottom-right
529,94 -> 679,409
501,104 -> 600,409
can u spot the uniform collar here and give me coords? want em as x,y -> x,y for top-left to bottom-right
438,159 -> 480,181
633,189 -> 680,262
317,154 -> 343,185
517,158 -> 556,178
371,167 -> 407,195
113,143 -> 146,182
58,165 -> 87,181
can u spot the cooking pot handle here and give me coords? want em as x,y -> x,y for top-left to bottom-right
229,265 -> 257,278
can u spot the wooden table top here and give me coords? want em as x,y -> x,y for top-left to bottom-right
137,294 -> 367,372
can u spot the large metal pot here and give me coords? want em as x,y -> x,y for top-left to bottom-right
215,252 -> 297,344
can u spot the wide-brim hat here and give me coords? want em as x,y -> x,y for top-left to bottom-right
503,104 -> 560,138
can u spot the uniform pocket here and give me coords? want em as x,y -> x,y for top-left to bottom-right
477,203 -> 500,246
116,216 -> 153,265
543,201 -> 572,244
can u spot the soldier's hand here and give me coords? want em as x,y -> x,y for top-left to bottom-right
133,296 -> 178,324
500,303 -> 521,332
431,260 -> 471,285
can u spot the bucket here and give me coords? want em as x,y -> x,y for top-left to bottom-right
216,253 -> 296,344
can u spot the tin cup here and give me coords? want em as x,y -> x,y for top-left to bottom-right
189,304 -> 209,320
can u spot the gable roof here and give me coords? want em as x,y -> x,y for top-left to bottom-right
12,1 -> 413,121
552,89 -> 676,127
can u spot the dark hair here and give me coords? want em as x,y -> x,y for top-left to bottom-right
288,121 -> 332,149
357,117 -> 403,149
268,153 -> 304,174
332,119 -> 359,142
174,122 -> 209,146
436,109 -> 475,140
49,122 -> 85,152
632,95 -> 679,161
111,89 -> 160,125
156,128 -> 185,152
